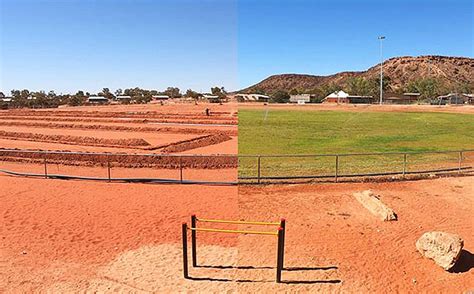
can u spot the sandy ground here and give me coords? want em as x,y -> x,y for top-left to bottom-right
1,175 -> 472,292
239,102 -> 474,114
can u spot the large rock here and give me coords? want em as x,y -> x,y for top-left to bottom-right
416,231 -> 464,270
353,190 -> 397,221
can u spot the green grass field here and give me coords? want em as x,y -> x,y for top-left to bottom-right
238,109 -> 474,180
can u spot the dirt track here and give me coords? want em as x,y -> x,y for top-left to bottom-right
1,176 -> 471,292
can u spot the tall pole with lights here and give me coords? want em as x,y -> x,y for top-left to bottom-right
378,36 -> 385,105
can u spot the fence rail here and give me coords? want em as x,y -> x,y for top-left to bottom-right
239,149 -> 474,183
0,148 -> 473,185
0,148 -> 238,185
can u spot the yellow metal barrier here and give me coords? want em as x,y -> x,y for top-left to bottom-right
196,218 -> 280,226
183,215 -> 286,283
188,227 -> 278,236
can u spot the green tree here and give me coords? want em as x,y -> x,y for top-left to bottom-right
164,87 -> 181,98
211,86 -> 227,100
289,88 -> 299,95
185,89 -> 201,99
405,78 -> 444,101
345,77 -> 370,96
271,90 -> 290,103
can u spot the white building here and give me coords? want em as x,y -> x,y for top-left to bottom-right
289,94 -> 312,104
235,93 -> 270,102
87,96 -> 109,104
116,95 -> 132,101
152,95 -> 169,100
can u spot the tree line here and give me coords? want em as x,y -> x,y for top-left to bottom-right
0,86 -> 228,109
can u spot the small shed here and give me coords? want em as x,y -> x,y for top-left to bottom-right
463,94 -> 474,105
289,94 -> 312,104
236,93 -> 270,102
435,93 -> 466,105
202,94 -> 221,103
152,95 -> 169,100
116,95 -> 132,101
87,96 -> 109,104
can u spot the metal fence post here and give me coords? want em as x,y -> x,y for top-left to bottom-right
257,156 -> 261,184
335,155 -> 339,182
280,218 -> 286,270
179,156 -> 183,183
276,227 -> 284,283
403,153 -> 407,177
458,151 -> 462,173
191,215 -> 197,267
107,155 -> 111,182
182,223 -> 189,279
43,156 -> 48,179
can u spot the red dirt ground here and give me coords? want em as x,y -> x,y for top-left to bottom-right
1,175 -> 472,292
0,103 -> 237,155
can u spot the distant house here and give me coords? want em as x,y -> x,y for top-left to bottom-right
434,93 -> 467,105
116,95 -> 132,102
152,95 -> 169,100
202,94 -> 222,103
322,90 -> 374,104
463,94 -> 474,105
384,92 -> 421,104
289,94 -> 313,104
1,97 -> 13,103
323,91 -> 349,103
87,96 -> 109,104
235,93 -> 270,102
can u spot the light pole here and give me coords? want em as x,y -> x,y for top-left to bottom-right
378,36 -> 385,105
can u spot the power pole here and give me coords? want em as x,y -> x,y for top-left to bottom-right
378,36 -> 386,105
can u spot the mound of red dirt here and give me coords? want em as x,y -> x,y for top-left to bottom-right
0,115 -> 237,125
0,120 -> 238,136
151,133 -> 232,153
0,131 -> 150,148
0,149 -> 238,169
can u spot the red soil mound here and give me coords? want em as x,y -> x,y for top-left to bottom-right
0,149 -> 238,169
0,120 -> 238,136
151,133 -> 232,153
0,131 -> 150,148
0,115 -> 237,125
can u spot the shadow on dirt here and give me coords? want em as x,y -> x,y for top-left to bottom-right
189,264 -> 341,284
450,249 -> 474,273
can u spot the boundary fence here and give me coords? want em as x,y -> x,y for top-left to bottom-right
239,149 -> 474,183
0,149 -> 238,185
1,148 -> 473,185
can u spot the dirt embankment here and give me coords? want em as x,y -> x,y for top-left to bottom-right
0,115 -> 237,125
0,149 -> 238,169
0,131 -> 150,148
0,110 -> 237,120
0,120 -> 237,136
150,133 -> 232,153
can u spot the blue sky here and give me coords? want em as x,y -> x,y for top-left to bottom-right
1,0 -> 472,94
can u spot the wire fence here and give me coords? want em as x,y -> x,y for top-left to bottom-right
1,149 -> 472,185
238,149 -> 474,183
0,149 -> 238,185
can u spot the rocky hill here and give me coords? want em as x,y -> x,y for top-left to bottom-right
240,55 -> 474,94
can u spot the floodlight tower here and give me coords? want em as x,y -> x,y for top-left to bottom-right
378,36 -> 386,105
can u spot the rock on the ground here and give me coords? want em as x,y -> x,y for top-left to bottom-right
353,190 -> 397,221
416,231 -> 464,270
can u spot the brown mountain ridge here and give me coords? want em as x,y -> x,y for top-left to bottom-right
240,55 -> 474,94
